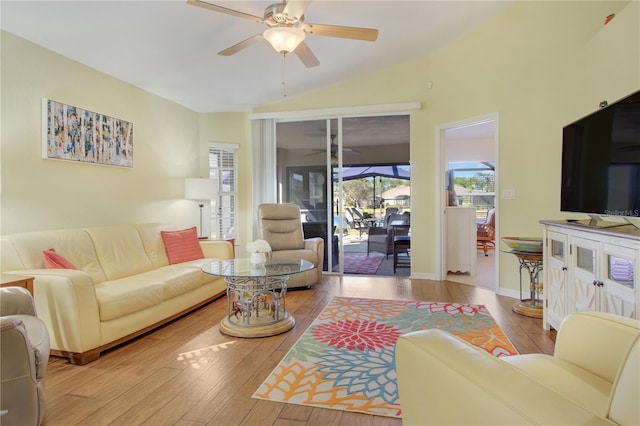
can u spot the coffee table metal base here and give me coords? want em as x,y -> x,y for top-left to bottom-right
220,274 -> 294,338
220,314 -> 295,338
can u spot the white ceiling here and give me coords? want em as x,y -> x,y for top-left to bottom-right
1,0 -> 514,113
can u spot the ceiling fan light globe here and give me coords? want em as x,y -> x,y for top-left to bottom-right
263,27 -> 305,53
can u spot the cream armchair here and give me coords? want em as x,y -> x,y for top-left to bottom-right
396,311 -> 639,426
1,286 -> 50,426
257,203 -> 324,288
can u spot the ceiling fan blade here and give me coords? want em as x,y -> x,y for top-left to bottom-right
218,33 -> 264,56
283,0 -> 311,21
302,23 -> 378,41
186,0 -> 265,23
294,41 -> 320,68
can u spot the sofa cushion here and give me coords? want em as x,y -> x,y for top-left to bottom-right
161,227 -> 204,265
94,279 -> 164,321
86,225 -> 154,280
133,265 -> 208,300
135,223 -> 173,269
43,248 -> 77,269
1,237 -> 26,272
2,229 -> 107,284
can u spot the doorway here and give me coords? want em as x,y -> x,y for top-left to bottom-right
439,115 -> 498,290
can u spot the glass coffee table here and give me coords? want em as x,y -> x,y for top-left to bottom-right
202,257 -> 314,337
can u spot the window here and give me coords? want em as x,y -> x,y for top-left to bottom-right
209,143 -> 238,240
447,161 -> 495,219
285,166 -> 327,222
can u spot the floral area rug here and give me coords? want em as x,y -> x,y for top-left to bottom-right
252,296 -> 518,418
332,252 -> 384,274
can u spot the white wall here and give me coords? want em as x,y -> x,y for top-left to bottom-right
445,137 -> 494,164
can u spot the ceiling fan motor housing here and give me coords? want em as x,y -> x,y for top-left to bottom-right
264,2 -> 302,26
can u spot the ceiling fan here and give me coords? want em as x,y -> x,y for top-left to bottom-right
306,135 -> 361,161
186,0 -> 379,68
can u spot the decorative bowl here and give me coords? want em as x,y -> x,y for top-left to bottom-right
501,237 -> 543,253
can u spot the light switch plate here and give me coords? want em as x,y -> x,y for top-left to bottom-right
502,189 -> 516,200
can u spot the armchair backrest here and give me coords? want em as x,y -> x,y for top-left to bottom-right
484,208 -> 496,227
555,312 -> 639,425
257,204 -> 305,251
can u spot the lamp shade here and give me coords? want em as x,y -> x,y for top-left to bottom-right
263,27 -> 305,53
185,178 -> 217,201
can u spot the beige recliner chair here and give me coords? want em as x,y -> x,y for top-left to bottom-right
396,311 -> 639,426
1,286 -> 50,426
257,203 -> 324,288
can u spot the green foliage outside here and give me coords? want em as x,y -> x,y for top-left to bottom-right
342,177 -> 407,209
454,172 -> 494,192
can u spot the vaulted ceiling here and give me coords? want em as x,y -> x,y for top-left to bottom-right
1,1 -> 513,113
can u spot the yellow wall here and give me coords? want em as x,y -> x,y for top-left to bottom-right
1,1 -> 638,296
1,31 -> 203,233
253,1 -> 639,292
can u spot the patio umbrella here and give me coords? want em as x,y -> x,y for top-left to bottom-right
334,165 -> 410,218
334,165 -> 410,181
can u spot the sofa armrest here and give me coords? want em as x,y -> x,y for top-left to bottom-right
1,316 -> 37,380
0,286 -> 36,316
17,269 -> 101,355
555,312 -> 640,384
395,329 -> 613,426
199,240 -> 234,260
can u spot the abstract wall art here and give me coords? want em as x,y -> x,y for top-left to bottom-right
42,98 -> 133,167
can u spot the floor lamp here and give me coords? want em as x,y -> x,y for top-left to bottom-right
185,178 -> 217,239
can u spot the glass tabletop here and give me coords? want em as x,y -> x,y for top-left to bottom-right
500,248 -> 543,260
202,257 -> 314,279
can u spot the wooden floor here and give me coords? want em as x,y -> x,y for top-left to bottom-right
43,276 -> 556,426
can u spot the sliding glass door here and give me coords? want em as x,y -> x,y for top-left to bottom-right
275,114 -> 411,276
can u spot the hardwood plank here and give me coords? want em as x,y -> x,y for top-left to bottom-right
42,276 -> 552,426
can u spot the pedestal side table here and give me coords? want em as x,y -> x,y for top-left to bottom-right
506,250 -> 544,318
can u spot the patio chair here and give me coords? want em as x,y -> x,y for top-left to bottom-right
477,208 -> 496,256
367,213 -> 409,258
347,207 -> 369,237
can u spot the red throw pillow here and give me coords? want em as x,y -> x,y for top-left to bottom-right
43,248 -> 77,269
161,227 -> 204,265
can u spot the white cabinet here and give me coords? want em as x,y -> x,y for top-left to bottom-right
544,230 -> 569,329
446,207 -> 477,275
541,221 -> 639,330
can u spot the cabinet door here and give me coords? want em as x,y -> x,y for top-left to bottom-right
545,231 -> 568,330
600,244 -> 636,318
570,237 -> 599,314
445,207 -> 477,275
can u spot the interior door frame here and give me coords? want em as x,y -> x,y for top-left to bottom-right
435,113 -> 499,289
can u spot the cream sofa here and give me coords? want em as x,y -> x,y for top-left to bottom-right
396,311 -> 639,426
0,224 -> 233,365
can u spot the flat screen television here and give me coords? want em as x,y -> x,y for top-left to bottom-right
561,90 -> 640,223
